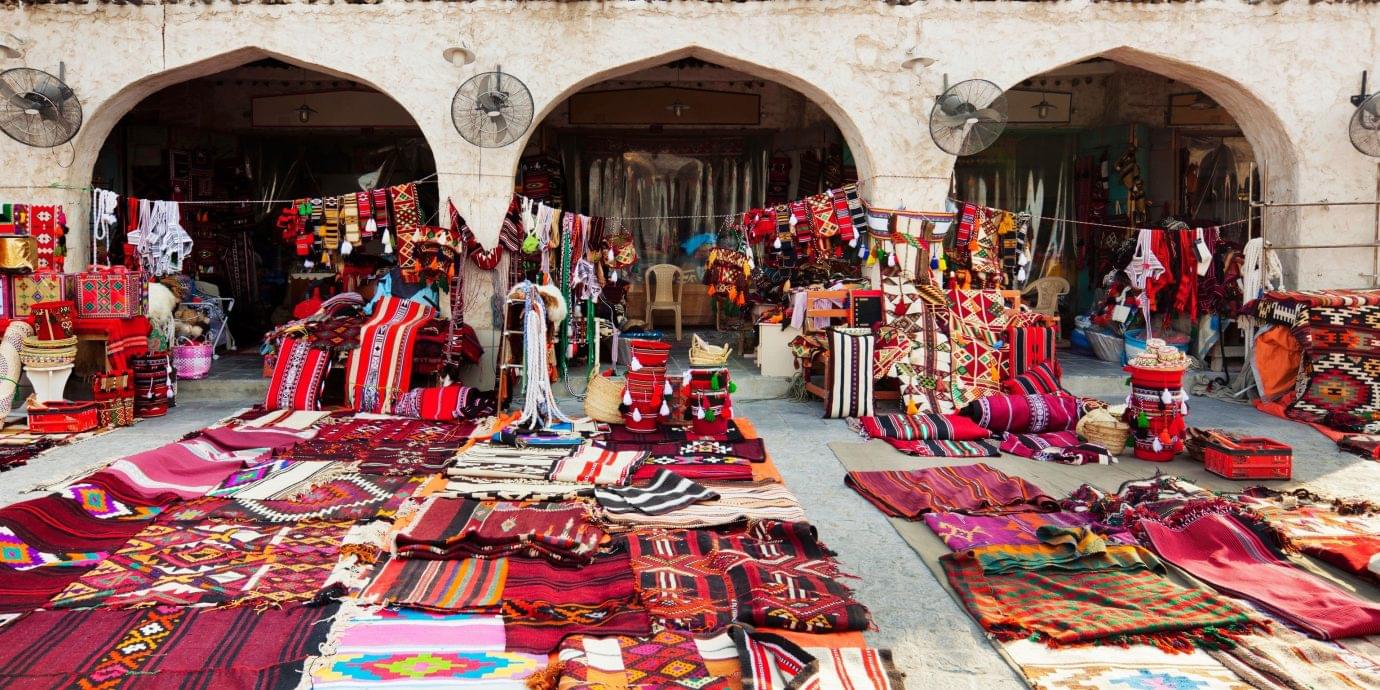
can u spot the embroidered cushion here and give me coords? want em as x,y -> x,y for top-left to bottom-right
1002,362 -> 1068,396
264,337 -> 332,411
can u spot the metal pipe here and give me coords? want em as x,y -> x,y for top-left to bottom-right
1250,200 -> 1380,208
1373,162 -> 1380,287
1263,242 -> 1380,250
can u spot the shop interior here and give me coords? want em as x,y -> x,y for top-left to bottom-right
955,59 -> 1259,369
91,58 -> 438,348
514,57 -> 857,330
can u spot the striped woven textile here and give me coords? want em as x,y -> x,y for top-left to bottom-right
595,470 -> 718,515
826,327 -> 874,419
345,296 -> 434,414
604,480 -> 805,529
880,437 -> 1000,458
548,446 -> 646,486
362,557 -> 508,611
858,413 -> 990,441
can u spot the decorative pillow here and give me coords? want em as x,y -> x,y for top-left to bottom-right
962,393 -> 1080,434
1002,362 -> 1067,396
825,327 -> 874,419
858,413 -> 989,442
264,337 -> 332,411
1003,325 -> 1057,379
394,384 -> 497,421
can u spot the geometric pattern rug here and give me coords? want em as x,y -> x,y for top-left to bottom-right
48,519 -> 348,609
161,474 -> 423,524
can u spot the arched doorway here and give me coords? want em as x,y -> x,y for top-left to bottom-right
953,57 -> 1262,365
91,58 -> 437,347
514,56 -> 859,328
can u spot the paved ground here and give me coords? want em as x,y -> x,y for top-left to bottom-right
6,379 -> 1379,690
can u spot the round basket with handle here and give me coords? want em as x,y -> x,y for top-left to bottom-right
689,333 -> 731,367
1077,414 -> 1131,455
172,338 -> 214,380
584,371 -> 627,424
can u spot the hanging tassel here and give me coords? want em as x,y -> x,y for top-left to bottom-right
659,399 -> 671,417
382,229 -> 394,254
610,270 -> 619,282
857,242 -> 867,259
663,380 -> 673,396
682,370 -> 692,387
849,236 -> 858,248
1137,410 -> 1149,428
631,408 -> 643,423
711,372 -> 721,391
773,236 -> 783,250
629,357 -> 642,372
1160,389 -> 1173,405
906,400 -> 919,416
1152,437 -> 1163,453
728,381 -> 737,394
1180,400 -> 1189,415
938,255 -> 947,271
888,251 -> 898,268
364,217 -> 378,238
931,255 -> 940,270
704,408 -> 716,422
304,259 -> 315,269
695,406 -> 705,420
340,239 -> 353,256
622,389 -> 632,406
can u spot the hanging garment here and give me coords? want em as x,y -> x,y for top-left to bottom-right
1125,228 -> 1165,293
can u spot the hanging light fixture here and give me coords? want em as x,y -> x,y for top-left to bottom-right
1188,92 -> 1216,110
295,103 -> 318,124
1033,94 -> 1057,120
666,100 -> 691,117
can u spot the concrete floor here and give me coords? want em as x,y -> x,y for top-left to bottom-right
5,378 -> 1379,689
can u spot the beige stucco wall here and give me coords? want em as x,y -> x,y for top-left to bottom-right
1,0 -> 1376,295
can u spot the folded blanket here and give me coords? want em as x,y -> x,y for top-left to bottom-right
1001,430 -> 1080,458
396,498 -> 607,565
845,463 -> 1058,519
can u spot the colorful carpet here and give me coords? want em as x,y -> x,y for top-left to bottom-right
845,463 -> 1058,519
161,474 -> 423,524
1004,638 -> 1253,690
0,603 -> 336,688
1287,304 -> 1380,434
308,610 -> 543,688
1142,512 -> 1380,639
943,536 -> 1258,649
49,519 -> 348,609
396,498 -> 607,565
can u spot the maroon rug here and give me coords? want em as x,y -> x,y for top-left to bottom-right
1143,512 -> 1380,639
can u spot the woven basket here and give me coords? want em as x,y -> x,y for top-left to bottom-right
689,334 -> 731,366
584,372 -> 627,424
1085,329 -> 1124,363
173,340 -> 214,380
1077,415 -> 1131,454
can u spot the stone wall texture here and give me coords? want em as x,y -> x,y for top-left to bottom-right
1,0 -> 1376,295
